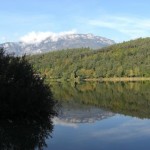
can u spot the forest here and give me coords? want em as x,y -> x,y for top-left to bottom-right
28,37 -> 150,80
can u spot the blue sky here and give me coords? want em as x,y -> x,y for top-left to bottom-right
1,0 -> 150,43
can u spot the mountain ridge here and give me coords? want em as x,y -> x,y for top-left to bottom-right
0,34 -> 115,55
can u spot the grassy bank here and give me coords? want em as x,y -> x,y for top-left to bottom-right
45,77 -> 150,83
84,77 -> 150,82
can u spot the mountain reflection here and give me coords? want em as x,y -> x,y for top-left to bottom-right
50,81 -> 150,119
54,104 -> 114,125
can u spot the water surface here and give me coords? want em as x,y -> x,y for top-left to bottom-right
1,81 -> 150,150
46,81 -> 150,150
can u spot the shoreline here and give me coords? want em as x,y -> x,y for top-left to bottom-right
84,77 -> 150,82
46,77 -> 150,82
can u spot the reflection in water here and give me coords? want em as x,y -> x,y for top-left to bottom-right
0,118 -> 53,150
50,81 -> 150,119
0,99 -> 57,150
0,80 -> 150,150
54,106 -> 114,126
0,89 -> 57,150
0,94 -> 57,150
0,76 -> 57,149
46,81 -> 150,150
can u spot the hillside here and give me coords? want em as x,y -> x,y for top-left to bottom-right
28,38 -> 150,79
0,34 -> 114,56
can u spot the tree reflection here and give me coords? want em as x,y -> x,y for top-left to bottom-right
0,118 -> 54,150
50,81 -> 150,119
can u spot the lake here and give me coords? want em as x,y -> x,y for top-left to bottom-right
44,81 -> 150,150
1,81 -> 150,150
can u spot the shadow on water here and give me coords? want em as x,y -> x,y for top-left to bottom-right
0,48 -> 57,150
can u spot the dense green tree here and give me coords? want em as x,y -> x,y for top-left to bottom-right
0,48 -> 57,119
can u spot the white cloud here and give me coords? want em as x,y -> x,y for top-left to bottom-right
89,16 -> 150,40
20,29 -> 77,44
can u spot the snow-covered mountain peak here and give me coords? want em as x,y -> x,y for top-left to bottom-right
0,33 -> 115,55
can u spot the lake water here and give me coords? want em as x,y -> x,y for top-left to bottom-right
1,81 -> 150,150
45,81 -> 150,150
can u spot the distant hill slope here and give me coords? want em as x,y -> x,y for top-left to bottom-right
28,38 -> 150,79
0,34 -> 115,55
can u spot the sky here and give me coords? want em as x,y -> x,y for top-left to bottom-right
1,0 -> 150,43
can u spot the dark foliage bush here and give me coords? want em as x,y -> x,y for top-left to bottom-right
0,48 -> 57,149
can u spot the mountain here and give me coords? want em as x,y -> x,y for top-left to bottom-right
28,37 -> 150,78
0,34 -> 115,55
